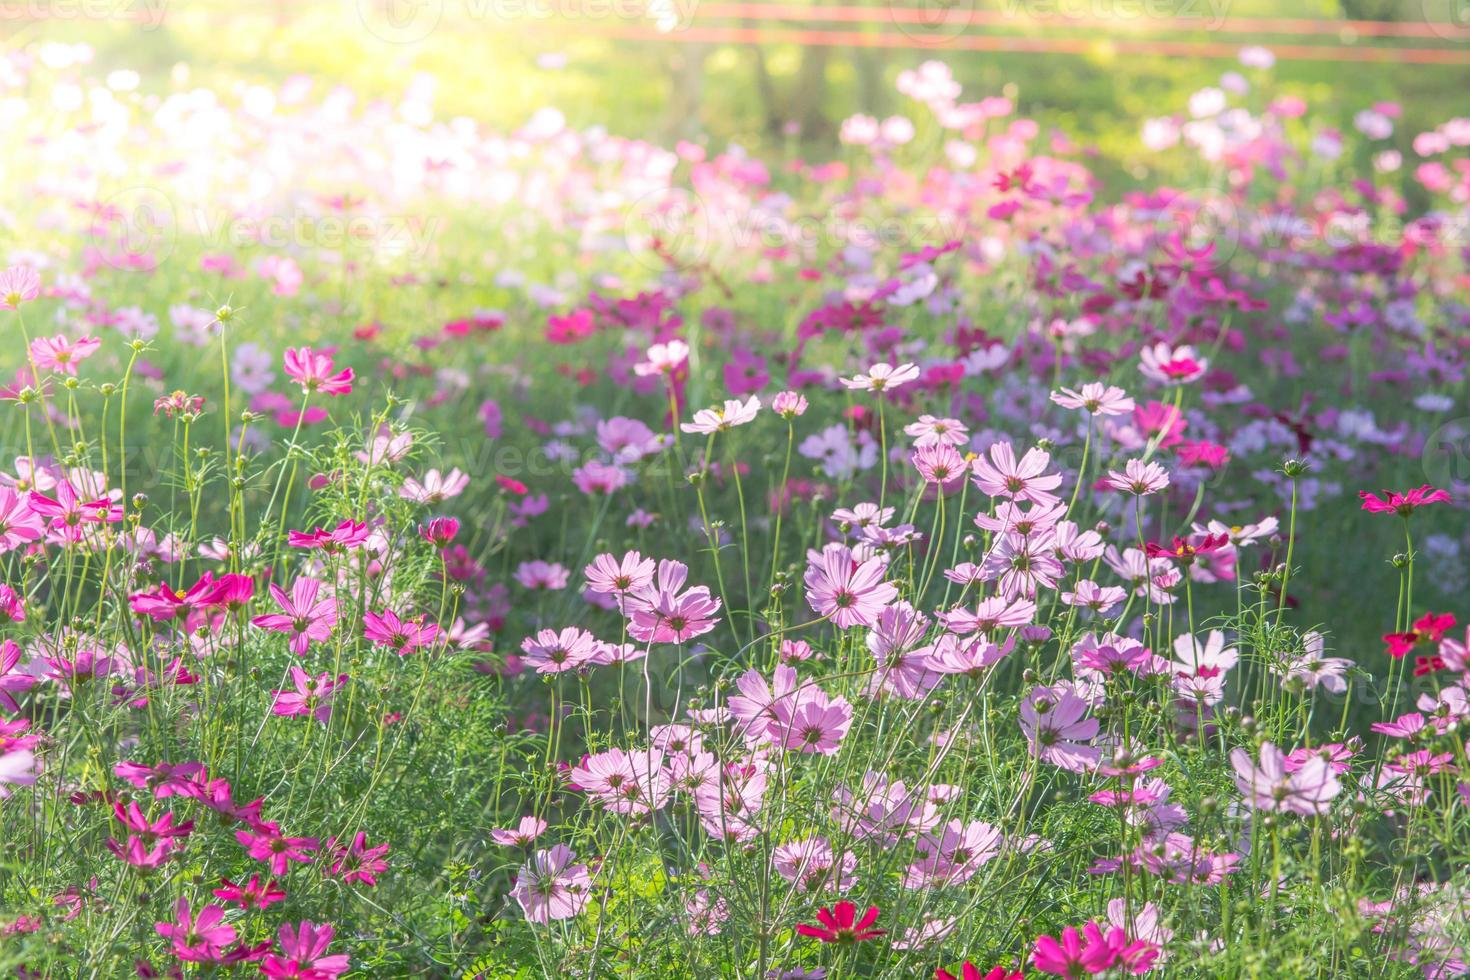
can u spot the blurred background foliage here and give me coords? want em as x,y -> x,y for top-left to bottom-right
6,0 -> 1469,192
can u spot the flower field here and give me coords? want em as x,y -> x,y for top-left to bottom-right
1,37 -> 1470,980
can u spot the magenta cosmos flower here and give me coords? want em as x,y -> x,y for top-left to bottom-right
804,542 -> 898,629
271,667 -> 347,722
235,821 -> 320,875
28,480 -> 117,542
1359,484 -> 1451,517
363,609 -> 441,655
154,897 -> 238,963
252,578 -> 338,655
0,487 -> 45,554
259,920 -> 351,979
1032,920 -> 1159,976
796,900 -> 886,943
283,347 -> 354,395
512,844 -> 593,924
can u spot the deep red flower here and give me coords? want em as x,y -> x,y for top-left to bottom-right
1144,533 -> 1229,565
795,900 -> 885,944
1384,612 -> 1457,658
1359,485 -> 1451,517
937,964 -> 1023,980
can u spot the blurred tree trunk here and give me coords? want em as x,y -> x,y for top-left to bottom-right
665,44 -> 709,143
1337,0 -> 1402,18
789,45 -> 832,143
749,37 -> 785,140
854,46 -> 884,119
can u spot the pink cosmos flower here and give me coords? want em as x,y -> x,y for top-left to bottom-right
768,688 -> 855,754
1231,741 -> 1340,816
399,468 -> 469,504
1359,485 -> 1451,517
903,819 -> 1003,887
1170,630 -> 1238,705
772,390 -> 808,418
0,266 -> 41,310
830,773 -> 940,844
681,395 -> 761,434
28,335 -> 101,376
1051,382 -> 1135,416
571,748 -> 672,814
572,460 -> 630,495
841,362 -> 920,392
511,844 -> 593,924
866,601 -> 939,699
28,480 -> 118,541
251,578 -> 338,656
520,627 -> 602,673
929,632 -> 1014,679
420,516 -> 460,547
0,640 -> 37,713
114,759 -> 206,797
154,898 -> 238,963
980,532 -> 1065,600
0,747 -> 36,799
514,560 -> 570,590
260,921 -> 351,979
585,550 -> 656,607
804,542 -> 898,629
491,816 -> 547,847
0,488 -> 44,554
128,574 -> 221,622
0,584 -> 24,624
1138,341 -> 1207,385
283,347 -> 354,395
773,837 -> 858,892
832,502 -> 894,529
1061,580 -> 1127,615
1106,458 -> 1171,496
363,609 -> 441,655
970,441 -> 1063,505
1019,684 -> 1100,772
271,667 -> 347,722
913,444 -> 968,485
904,414 -> 970,447
624,560 -> 723,644
1274,631 -> 1353,693
288,519 -> 372,553
633,339 -> 689,377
